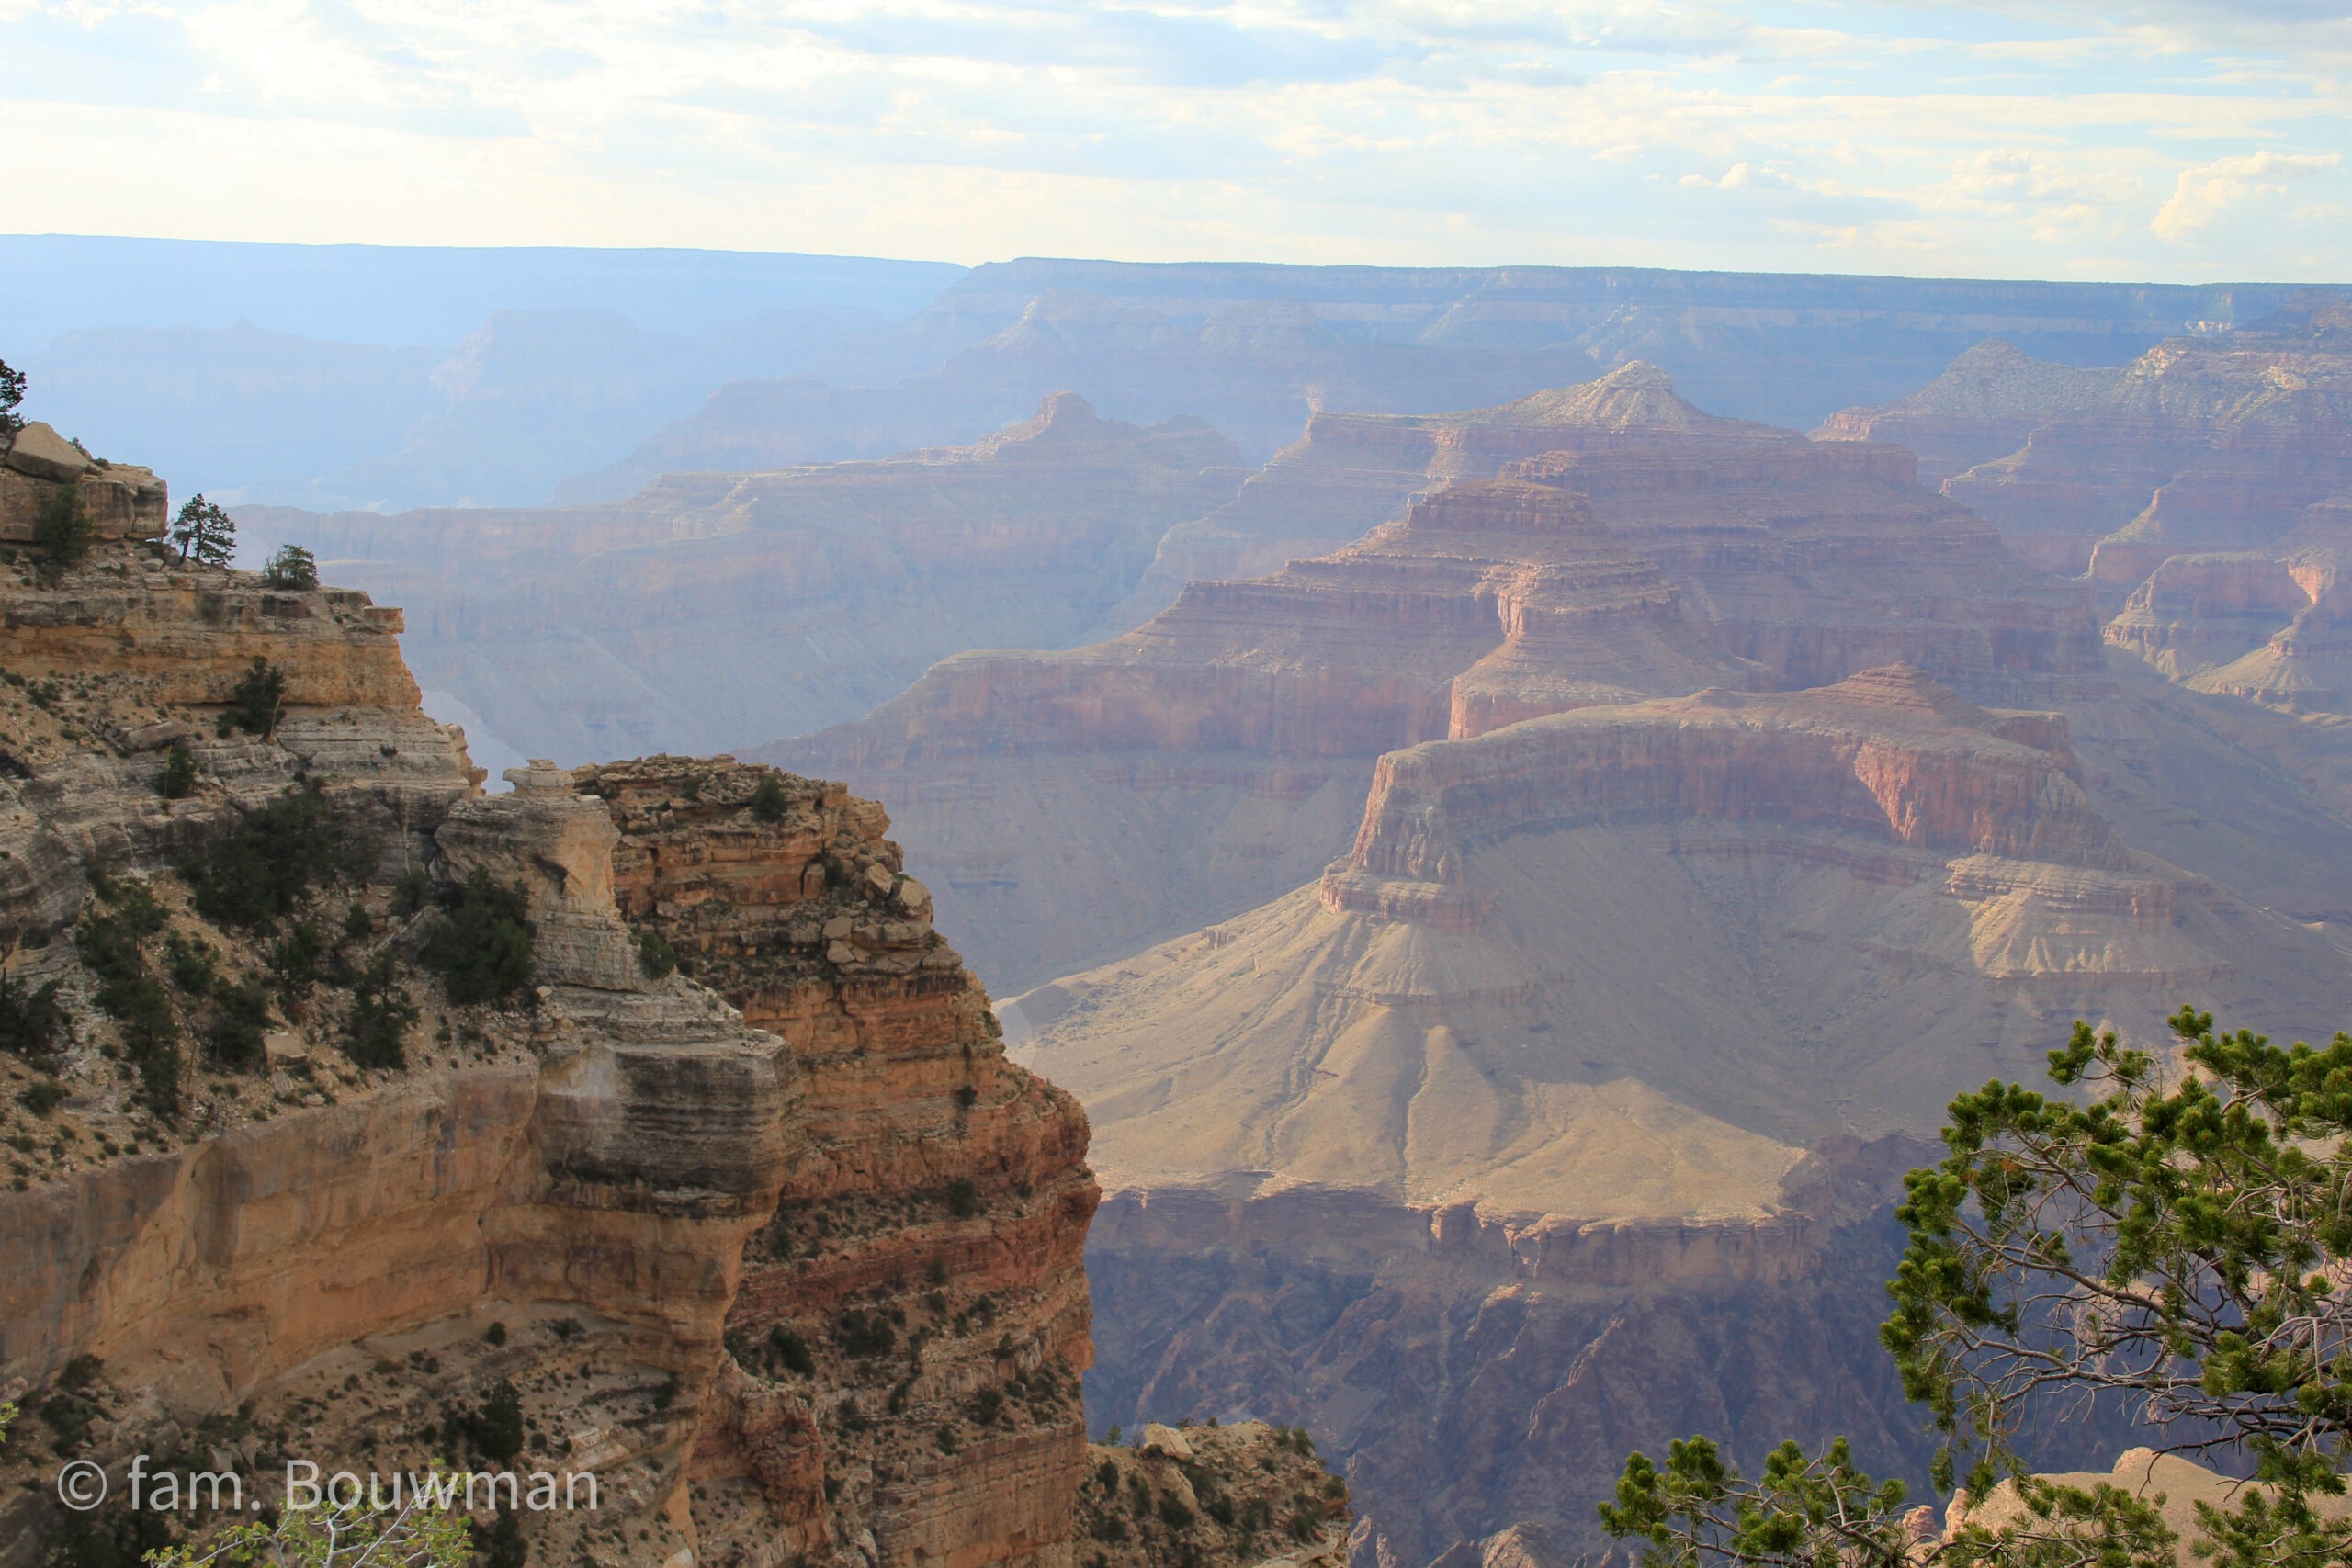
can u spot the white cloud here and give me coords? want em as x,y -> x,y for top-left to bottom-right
0,1 -> 2344,279
2153,150 -> 2344,240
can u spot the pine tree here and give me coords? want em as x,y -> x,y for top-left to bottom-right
0,356 -> 24,439
1601,1007 -> 2352,1566
263,543 -> 319,589
170,494 -> 237,568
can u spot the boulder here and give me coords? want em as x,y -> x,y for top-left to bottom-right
1139,1421 -> 1194,1461
4,423 -> 93,484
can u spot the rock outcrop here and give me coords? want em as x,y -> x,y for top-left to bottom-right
0,524 -> 1113,1567
570,263 -> 2297,506
1,421 -> 169,546
1013,668 -> 2352,1562
1109,361 -> 1788,626
1818,312 -> 2352,822
570,756 -> 1101,1568
774,385 -> 2104,992
240,393 -> 1247,761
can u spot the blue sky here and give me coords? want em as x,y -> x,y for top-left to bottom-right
2,1 -> 2346,280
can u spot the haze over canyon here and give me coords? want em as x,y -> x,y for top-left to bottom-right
4,244 -> 2349,1568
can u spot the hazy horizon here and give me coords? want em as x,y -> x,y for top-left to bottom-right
6,2 -> 2348,284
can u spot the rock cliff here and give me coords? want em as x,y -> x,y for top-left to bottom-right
1817,312 -> 2352,818
569,756 -> 1102,1568
1012,668 -> 2352,1562
568,264 -> 2295,507
240,394 -> 1247,761
773,386 -> 2104,992
1818,310 -> 2352,592
0,496 -> 1136,1567
1108,361 -> 1788,627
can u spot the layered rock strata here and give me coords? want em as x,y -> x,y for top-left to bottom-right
241,393 -> 1246,761
1820,314 -> 2352,821
571,262 -> 2294,505
0,523 -> 1110,1568
570,756 -> 1101,1568
775,389 -> 2103,991
1110,361 -> 1789,626
1,420 -> 169,546
1012,667 -> 2352,1563
1819,309 -> 2352,605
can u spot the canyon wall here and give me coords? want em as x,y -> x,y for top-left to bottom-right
1013,667 -> 2352,1563
1817,308 -> 2352,819
240,393 -> 1247,762
574,264 -> 2294,504
0,458 -> 1121,1568
775,371 -> 2105,993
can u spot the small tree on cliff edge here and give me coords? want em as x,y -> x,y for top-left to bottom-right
1602,1006 -> 2352,1567
0,355 -> 24,439
171,494 -> 237,568
264,542 -> 319,589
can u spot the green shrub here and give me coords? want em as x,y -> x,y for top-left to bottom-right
164,933 -> 216,996
480,1512 -> 526,1568
0,972 -> 63,1059
448,1378 -> 525,1465
226,657 -> 286,737
390,865 -> 432,917
749,773 -> 789,822
261,543 -> 318,590
268,920 -> 327,1000
346,951 -> 417,1070
208,978 -> 272,1070
637,927 -> 677,979
169,494 -> 236,568
767,1324 -> 814,1376
17,1077 -> 66,1116
836,1310 -> 896,1359
76,878 -> 178,1115
184,790 -> 340,927
33,482 -> 89,578
947,1176 -> 981,1218
157,739 -> 197,799
420,872 -> 535,1005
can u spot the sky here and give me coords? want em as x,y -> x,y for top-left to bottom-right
1,1 -> 2347,281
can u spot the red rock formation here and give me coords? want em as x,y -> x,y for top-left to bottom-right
1114,360 -> 1792,624
1506,441 -> 2108,700
572,758 -> 1100,1568
0,513 -> 1106,1568
1349,666 -> 2129,885
776,417 -> 2105,990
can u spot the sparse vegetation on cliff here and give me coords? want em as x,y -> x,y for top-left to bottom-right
1604,1007 -> 2352,1566
34,481 -> 91,579
225,656 -> 288,737
0,971 -> 65,1060
1074,1421 -> 1350,1568
184,788 -> 343,927
263,542 -> 319,589
418,870 -> 535,1004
